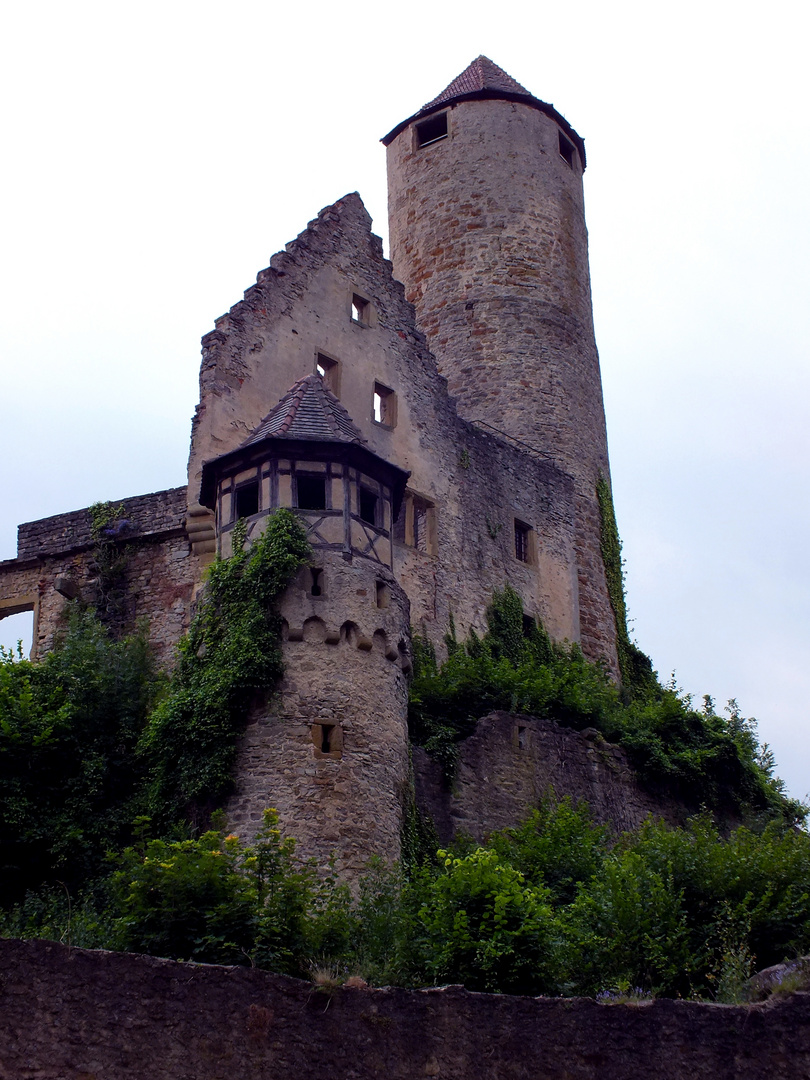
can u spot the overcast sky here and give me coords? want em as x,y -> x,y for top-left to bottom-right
1,0 -> 807,801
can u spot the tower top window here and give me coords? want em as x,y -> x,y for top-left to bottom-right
559,131 -> 577,169
416,113 -> 448,148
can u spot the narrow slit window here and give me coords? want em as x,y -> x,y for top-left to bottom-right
518,725 -> 527,750
316,353 -> 340,396
321,725 -> 333,753
373,382 -> 396,427
310,568 -> 323,597
359,488 -> 378,526
413,499 -> 428,553
234,481 -> 259,519
351,294 -> 369,325
416,113 -> 448,148
559,130 -> 576,168
297,475 -> 327,511
514,519 -> 531,563
376,581 -> 390,609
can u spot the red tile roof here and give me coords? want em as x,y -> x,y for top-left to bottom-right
421,56 -> 532,111
381,56 -> 585,167
244,374 -> 366,447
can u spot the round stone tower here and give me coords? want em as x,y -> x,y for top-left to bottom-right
383,57 -> 618,667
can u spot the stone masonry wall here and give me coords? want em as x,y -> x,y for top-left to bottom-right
386,97 -> 618,670
0,488 -> 198,665
3,939 -> 809,1080
414,711 -> 689,846
15,487 -> 188,560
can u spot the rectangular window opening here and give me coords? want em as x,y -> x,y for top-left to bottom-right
376,580 -> 390,609
373,382 -> 396,428
351,294 -> 369,325
359,488 -> 378,526
515,519 -> 531,563
297,474 -> 327,511
394,492 -> 437,555
234,481 -> 259,520
316,353 -> 340,396
559,130 -> 576,168
518,725 -> 527,750
321,725 -> 333,753
416,113 -> 448,148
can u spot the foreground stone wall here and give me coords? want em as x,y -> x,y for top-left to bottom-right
3,939 -> 809,1080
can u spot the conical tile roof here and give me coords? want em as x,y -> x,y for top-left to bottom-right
381,56 -> 585,166
421,55 -> 532,112
243,373 -> 366,447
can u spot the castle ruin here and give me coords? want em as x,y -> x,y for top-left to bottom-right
0,58 -> 624,876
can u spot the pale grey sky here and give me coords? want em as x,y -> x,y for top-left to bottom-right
1,0 -> 808,799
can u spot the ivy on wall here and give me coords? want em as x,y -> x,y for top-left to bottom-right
140,510 -> 310,829
595,475 -> 657,695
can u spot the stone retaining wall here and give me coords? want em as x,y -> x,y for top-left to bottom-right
2,939 -> 808,1080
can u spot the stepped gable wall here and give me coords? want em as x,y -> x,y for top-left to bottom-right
190,192 -> 583,658
3,939 -> 809,1080
414,711 -> 689,846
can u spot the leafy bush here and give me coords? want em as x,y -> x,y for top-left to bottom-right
110,810 -> 314,969
0,612 -> 160,902
0,509 -> 308,901
405,847 -> 563,994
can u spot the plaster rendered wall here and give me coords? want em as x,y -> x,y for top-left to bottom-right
414,711 -> 689,846
3,939 -> 809,1080
225,556 -> 412,876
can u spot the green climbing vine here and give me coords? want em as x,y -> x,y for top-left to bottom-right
595,475 -> 656,695
139,509 -> 310,830
88,501 -> 131,625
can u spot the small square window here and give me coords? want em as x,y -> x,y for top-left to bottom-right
359,488 -> 378,526
312,722 -> 343,758
514,519 -> 532,563
297,475 -> 327,511
315,353 -> 340,396
351,294 -> 370,325
416,113 -> 448,148
559,131 -> 576,169
373,382 -> 396,428
234,481 -> 259,520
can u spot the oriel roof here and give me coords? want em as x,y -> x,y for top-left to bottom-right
243,373 -> 366,447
